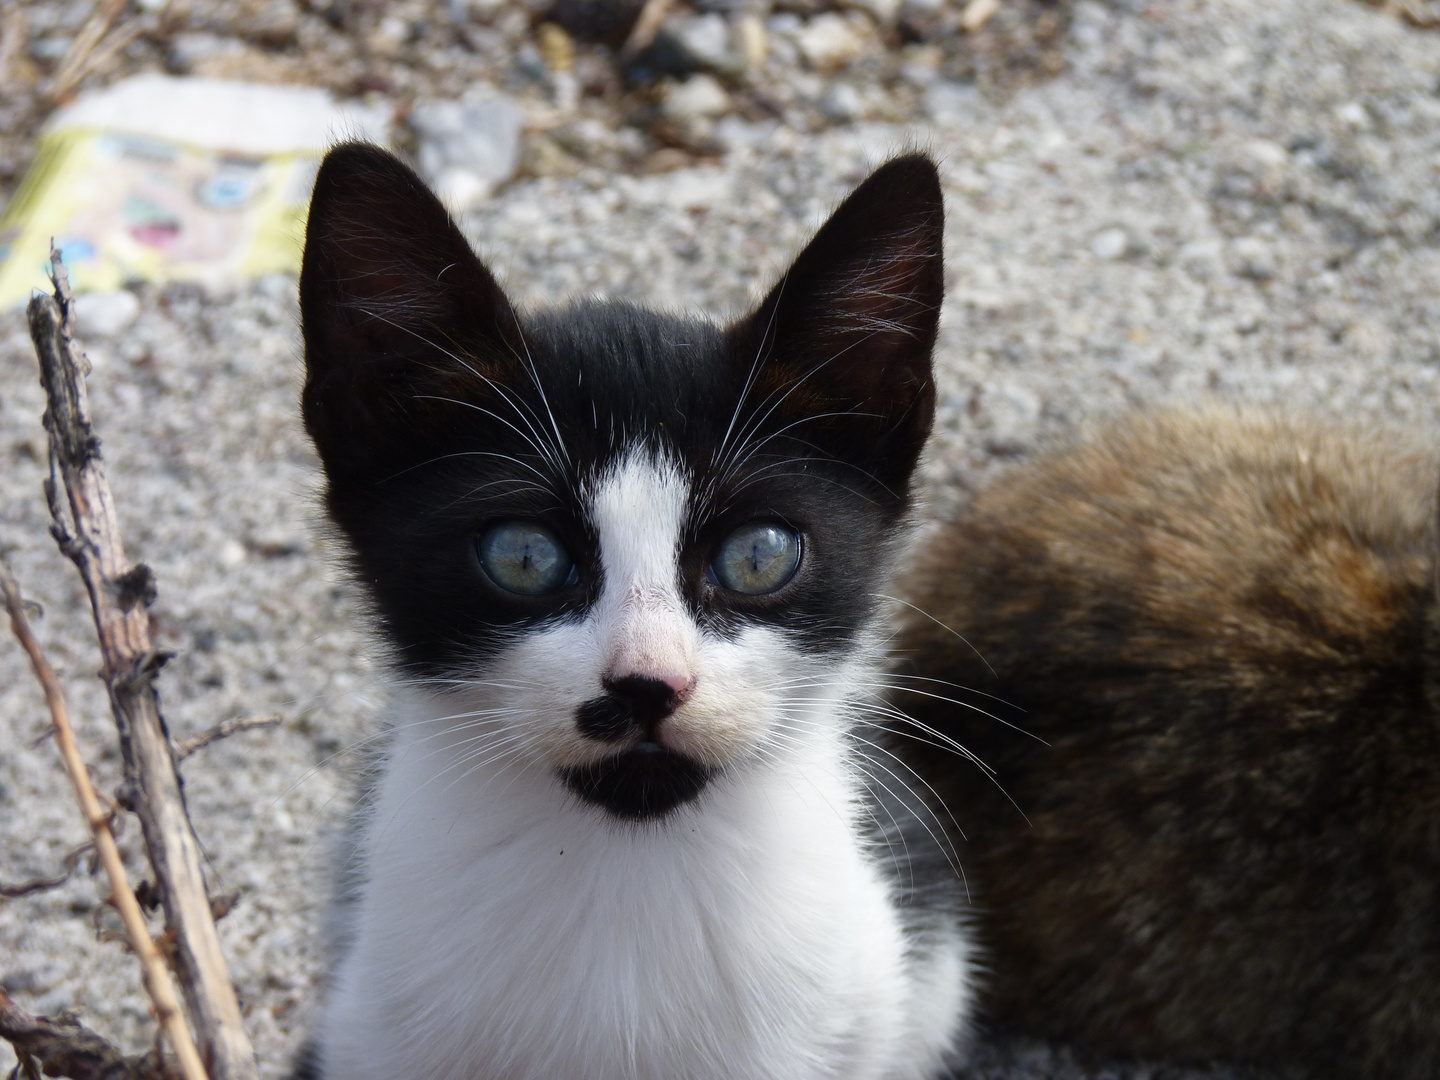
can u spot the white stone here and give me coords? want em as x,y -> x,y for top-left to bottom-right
796,14 -> 865,72
411,96 -> 525,203
434,166 -> 494,211
663,74 -> 731,121
1232,236 -> 1277,280
671,13 -> 732,70
1090,227 -> 1130,261
72,289 -> 140,338
821,82 -> 864,122
1335,101 -> 1368,128
219,539 -> 248,568
1245,138 -> 1288,169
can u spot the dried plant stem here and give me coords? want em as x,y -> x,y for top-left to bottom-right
47,0 -> 128,101
0,562 -> 206,1080
175,716 -> 283,761
623,0 -> 675,56
0,841 -> 93,899
0,988 -> 174,1080
27,252 -> 260,1080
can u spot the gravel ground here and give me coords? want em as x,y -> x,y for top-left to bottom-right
3,0 -> 1440,1076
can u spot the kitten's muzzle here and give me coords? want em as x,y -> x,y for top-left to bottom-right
567,675 -> 712,819
575,675 -> 690,744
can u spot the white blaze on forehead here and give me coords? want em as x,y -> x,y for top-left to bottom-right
587,450 -> 695,687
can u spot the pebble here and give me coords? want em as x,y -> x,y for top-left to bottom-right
663,73 -> 731,121
1090,227 -> 1131,261
795,13 -> 866,72
1232,236 -> 1277,280
821,82 -> 864,123
1335,100 -> 1369,128
219,539 -> 248,568
668,13 -> 733,72
410,97 -> 526,210
72,289 -> 141,338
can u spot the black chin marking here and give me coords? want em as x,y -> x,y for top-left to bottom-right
560,743 -> 714,820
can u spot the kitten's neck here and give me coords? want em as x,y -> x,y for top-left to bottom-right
321,678 -> 972,1080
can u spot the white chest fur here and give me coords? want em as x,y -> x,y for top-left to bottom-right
317,688 -> 972,1080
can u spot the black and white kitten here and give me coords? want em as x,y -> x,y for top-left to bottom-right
295,143 -> 974,1080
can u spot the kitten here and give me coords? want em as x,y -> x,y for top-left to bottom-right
897,408 -> 1440,1080
294,143 -> 975,1080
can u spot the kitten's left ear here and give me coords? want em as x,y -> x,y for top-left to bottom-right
730,154 -> 944,491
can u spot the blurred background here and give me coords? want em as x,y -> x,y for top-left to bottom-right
2,1 -> 1440,1078
0,0 -> 1074,204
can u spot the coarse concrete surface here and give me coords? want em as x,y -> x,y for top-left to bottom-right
3,0 -> 1439,1076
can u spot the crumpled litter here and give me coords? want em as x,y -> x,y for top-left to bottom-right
0,75 -> 389,309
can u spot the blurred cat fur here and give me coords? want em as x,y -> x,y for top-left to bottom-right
897,407 -> 1440,1080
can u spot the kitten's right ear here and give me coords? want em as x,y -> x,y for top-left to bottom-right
300,142 -> 522,478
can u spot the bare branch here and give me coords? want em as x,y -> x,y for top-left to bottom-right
0,987 -> 175,1080
26,252 -> 259,1080
175,717 -> 283,761
46,0 -> 127,101
0,561 -> 206,1080
0,842 -> 93,900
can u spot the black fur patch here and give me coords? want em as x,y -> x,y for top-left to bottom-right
560,743 -> 715,820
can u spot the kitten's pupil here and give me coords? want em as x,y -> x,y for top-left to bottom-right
478,521 -> 573,595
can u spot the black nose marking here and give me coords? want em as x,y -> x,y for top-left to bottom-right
576,696 -> 631,742
605,675 -> 680,726
575,675 -> 682,743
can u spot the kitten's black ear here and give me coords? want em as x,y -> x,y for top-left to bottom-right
730,154 -> 944,493
300,142 -> 522,479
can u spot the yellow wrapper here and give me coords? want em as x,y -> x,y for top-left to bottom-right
0,128 -> 321,308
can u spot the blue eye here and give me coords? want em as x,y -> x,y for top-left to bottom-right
711,523 -> 802,595
477,522 -> 575,595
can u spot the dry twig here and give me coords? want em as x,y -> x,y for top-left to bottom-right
0,987 -> 174,1080
0,842 -> 94,900
622,0 -> 676,57
0,7 -> 29,87
0,561 -> 206,1080
47,0 -> 129,101
27,252 -> 259,1080
175,717 -> 282,761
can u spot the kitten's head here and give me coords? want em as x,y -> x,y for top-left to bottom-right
301,143 -> 943,820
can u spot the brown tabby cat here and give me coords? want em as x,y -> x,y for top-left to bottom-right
896,408 -> 1440,1080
